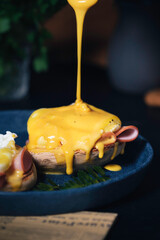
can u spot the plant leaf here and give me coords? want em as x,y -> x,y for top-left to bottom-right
0,18 -> 10,33
50,0 -> 58,6
34,166 -> 110,191
0,64 -> 4,77
12,12 -> 22,23
36,183 -> 54,191
33,56 -> 48,72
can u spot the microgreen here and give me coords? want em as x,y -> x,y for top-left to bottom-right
35,166 -> 110,191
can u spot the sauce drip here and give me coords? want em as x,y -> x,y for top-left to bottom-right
6,170 -> 23,191
27,0 -> 122,175
104,164 -> 122,172
121,143 -> 126,155
95,142 -> 104,159
111,142 -> 119,160
67,0 -> 98,101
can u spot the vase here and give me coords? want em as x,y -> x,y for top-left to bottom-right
108,1 -> 160,93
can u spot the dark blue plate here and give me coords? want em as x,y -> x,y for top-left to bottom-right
0,110 -> 153,216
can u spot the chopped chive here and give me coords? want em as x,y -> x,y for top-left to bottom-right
34,166 -> 110,191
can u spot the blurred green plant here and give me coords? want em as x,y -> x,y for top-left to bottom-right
0,0 -> 66,77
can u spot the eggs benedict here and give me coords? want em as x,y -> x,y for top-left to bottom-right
0,131 -> 37,191
26,0 -> 139,175
27,102 -> 138,175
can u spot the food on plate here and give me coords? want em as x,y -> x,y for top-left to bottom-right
26,0 -> 139,175
27,104 -> 138,175
0,131 -> 37,191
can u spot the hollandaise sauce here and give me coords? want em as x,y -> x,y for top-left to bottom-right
111,142 -> 119,160
67,0 -> 98,101
6,170 -> 23,191
104,164 -> 122,172
27,104 -> 121,174
27,0 -> 121,175
0,147 -> 23,191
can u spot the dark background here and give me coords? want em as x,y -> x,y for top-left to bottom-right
0,0 -> 160,239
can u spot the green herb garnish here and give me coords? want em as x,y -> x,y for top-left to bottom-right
35,166 -> 110,191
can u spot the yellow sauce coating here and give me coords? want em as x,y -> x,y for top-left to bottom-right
0,149 -> 13,172
95,134 -> 116,159
95,142 -> 104,159
27,103 -> 121,174
27,0 -> 122,175
6,170 -> 23,191
104,164 -> 122,172
0,140 -> 23,191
